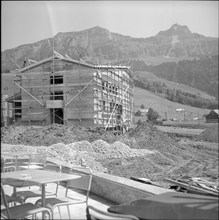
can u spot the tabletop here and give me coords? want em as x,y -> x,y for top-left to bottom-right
2,169 -> 81,186
108,192 -> 219,220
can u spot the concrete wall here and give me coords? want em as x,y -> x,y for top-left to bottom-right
47,158 -> 171,204
91,172 -> 171,204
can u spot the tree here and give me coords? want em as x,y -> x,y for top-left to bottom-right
146,108 -> 161,124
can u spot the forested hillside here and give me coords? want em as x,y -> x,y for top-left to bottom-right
134,77 -> 218,110
144,55 -> 218,98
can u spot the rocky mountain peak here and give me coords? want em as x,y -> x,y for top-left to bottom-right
156,23 -> 192,37
2,24 -> 218,73
81,26 -> 109,35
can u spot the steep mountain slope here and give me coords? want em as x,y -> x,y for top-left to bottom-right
134,71 -> 215,100
155,24 -> 218,58
145,55 -> 218,98
1,24 -> 218,72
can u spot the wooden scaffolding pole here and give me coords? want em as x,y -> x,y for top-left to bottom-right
13,81 -> 44,106
52,37 -> 55,124
105,85 -> 129,131
79,60 -> 81,125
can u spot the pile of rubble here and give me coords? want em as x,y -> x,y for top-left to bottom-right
1,122 -> 218,186
1,124 -> 116,146
1,139 -> 154,173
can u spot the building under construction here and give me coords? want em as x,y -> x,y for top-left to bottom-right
6,53 -> 134,132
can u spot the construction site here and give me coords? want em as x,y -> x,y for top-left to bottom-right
1,54 -> 218,219
1,52 -> 218,195
3,52 -> 134,133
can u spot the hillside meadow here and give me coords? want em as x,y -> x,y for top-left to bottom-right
134,71 -> 215,100
134,87 -> 210,121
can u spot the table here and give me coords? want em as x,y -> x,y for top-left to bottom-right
2,151 -> 30,171
108,192 -> 219,220
2,169 -> 81,208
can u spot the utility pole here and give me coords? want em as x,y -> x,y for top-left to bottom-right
173,59 -> 178,84
52,36 -> 55,124
165,112 -> 167,121
79,55 -> 82,125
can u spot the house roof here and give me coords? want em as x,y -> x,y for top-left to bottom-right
139,109 -> 148,113
213,109 -> 219,114
205,109 -> 219,119
15,53 -> 131,74
16,54 -> 94,74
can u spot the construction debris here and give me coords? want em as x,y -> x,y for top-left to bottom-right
1,122 -> 218,188
165,176 -> 219,197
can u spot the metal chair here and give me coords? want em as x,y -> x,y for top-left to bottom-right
1,170 -> 23,207
1,156 -> 16,168
1,159 -> 39,204
86,205 -> 139,220
1,192 -> 23,208
14,153 -> 48,203
35,166 -> 92,219
2,165 -> 17,173
1,156 -> 16,172
1,184 -> 52,219
1,156 -> 4,172
1,159 -> 23,207
19,153 -> 47,170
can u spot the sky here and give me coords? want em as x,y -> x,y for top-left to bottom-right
1,1 -> 218,51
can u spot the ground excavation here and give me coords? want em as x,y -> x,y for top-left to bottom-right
1,122 -> 218,188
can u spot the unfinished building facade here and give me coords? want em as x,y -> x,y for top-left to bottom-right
8,53 -> 134,132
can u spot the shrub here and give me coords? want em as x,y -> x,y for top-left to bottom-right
146,108 -> 161,124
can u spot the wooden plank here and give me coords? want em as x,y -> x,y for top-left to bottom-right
22,116 -> 44,121
46,100 -> 64,108
67,78 -> 93,84
66,95 -> 94,101
22,72 -> 46,79
67,111 -> 95,119
67,102 -> 94,109
164,178 -> 218,197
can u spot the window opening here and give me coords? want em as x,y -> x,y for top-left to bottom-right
50,91 -> 63,100
50,75 -> 63,84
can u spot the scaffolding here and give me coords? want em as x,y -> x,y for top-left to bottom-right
6,54 -> 134,133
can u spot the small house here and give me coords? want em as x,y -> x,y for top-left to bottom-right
139,109 -> 148,117
205,109 -> 219,123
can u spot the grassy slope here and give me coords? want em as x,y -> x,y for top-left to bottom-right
135,71 -> 215,100
134,87 -> 210,121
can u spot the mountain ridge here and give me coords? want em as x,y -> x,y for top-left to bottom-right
1,24 -> 218,98
2,24 -> 218,70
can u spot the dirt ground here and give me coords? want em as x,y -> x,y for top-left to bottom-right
1,122 -> 218,188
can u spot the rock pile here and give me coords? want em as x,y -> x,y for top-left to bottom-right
2,123 -> 218,186
1,139 -> 154,173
